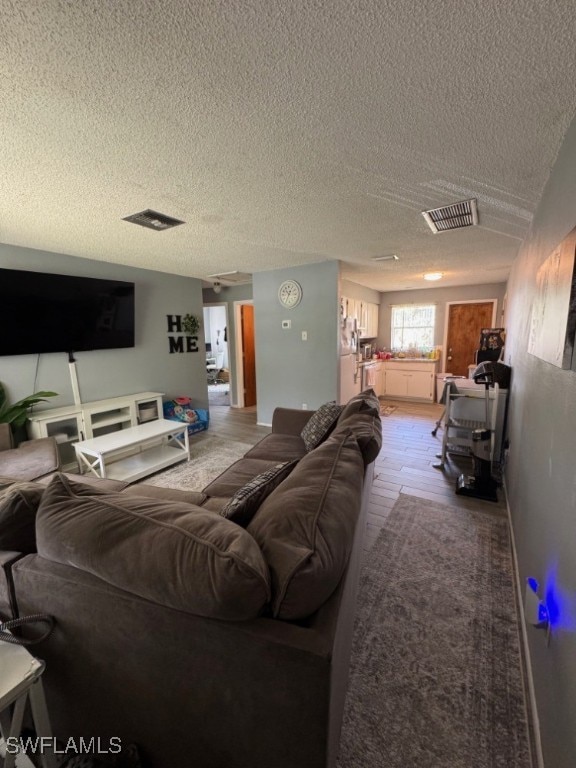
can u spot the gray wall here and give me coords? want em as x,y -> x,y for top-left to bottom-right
505,114 -> 576,768
203,283 -> 253,407
340,278 -> 381,305
253,261 -> 339,424
0,243 -> 207,411
377,283 -> 507,364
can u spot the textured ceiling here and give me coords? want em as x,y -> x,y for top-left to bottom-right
1,0 -> 576,291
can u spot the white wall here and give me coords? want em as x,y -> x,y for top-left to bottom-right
504,112 -> 576,768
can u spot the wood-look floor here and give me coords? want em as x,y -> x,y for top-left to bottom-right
207,399 -> 508,555
366,398 -> 508,550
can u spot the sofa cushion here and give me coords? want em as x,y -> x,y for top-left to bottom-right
123,484 -> 207,507
300,402 -> 343,451
243,434 -> 308,462
333,388 -> 382,464
219,461 -> 297,527
36,474 -> 271,621
0,479 -> 44,553
203,457 -> 285,498
247,431 -> 364,620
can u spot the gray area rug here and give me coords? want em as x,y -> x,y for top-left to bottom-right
338,493 -> 532,768
142,435 -> 254,491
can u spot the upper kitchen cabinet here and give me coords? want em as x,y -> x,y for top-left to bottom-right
340,295 -> 379,338
364,302 -> 379,339
358,301 -> 379,339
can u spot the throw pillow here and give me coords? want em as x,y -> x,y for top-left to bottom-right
36,473 -> 271,621
219,461 -> 297,527
300,402 -> 344,452
0,480 -> 45,553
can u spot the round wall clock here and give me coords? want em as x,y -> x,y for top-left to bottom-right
278,279 -> 303,309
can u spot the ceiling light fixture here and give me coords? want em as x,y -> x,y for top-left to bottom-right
423,272 -> 443,281
212,281 -> 222,294
371,254 -> 399,262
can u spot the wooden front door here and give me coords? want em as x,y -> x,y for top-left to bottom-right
446,302 -> 494,376
241,304 -> 257,407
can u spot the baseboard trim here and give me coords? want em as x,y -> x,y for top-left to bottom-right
503,478 -> 545,768
256,421 -> 272,428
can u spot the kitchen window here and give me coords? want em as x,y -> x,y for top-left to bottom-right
391,304 -> 435,350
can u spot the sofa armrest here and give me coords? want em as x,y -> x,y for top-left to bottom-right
271,407 -> 315,435
0,437 -> 60,480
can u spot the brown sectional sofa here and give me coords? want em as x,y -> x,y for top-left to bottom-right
0,389 -> 382,768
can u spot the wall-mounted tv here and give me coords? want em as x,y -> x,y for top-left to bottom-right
0,268 -> 135,356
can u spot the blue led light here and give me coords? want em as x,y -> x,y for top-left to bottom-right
527,577 -> 539,593
544,565 -> 576,632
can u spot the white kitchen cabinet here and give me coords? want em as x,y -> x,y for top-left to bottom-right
367,302 -> 379,338
341,296 -> 379,339
358,301 -> 379,338
382,361 -> 437,401
375,362 -> 385,397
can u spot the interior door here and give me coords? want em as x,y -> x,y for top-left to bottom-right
240,304 -> 257,407
446,302 -> 495,376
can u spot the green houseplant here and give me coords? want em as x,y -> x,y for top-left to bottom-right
0,382 -> 58,443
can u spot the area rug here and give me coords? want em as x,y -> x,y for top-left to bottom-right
208,390 -> 230,406
338,493 -> 532,768
380,404 -> 397,416
142,435 -> 254,491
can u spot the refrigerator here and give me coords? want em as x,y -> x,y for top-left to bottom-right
339,316 -> 361,404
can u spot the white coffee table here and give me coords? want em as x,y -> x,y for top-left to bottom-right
73,419 -> 189,483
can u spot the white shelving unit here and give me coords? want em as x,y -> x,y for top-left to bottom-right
28,392 -> 164,471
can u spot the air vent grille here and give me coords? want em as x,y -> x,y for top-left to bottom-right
207,270 -> 252,285
123,209 -> 185,231
422,199 -> 478,234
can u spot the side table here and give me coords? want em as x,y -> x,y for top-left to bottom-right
0,642 -> 56,768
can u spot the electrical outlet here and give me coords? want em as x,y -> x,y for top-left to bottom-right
302,403 -> 308,410
282,320 -> 291,329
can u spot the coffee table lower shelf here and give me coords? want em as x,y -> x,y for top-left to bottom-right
73,419 -> 189,484
100,445 -> 187,482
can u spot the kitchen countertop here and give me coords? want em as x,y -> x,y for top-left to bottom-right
359,357 -> 439,364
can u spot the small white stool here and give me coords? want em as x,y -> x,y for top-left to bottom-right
0,641 -> 56,768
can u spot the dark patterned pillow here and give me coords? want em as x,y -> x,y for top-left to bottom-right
220,461 -> 297,527
300,402 -> 344,452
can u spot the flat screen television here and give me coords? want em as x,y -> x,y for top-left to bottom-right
0,268 -> 135,356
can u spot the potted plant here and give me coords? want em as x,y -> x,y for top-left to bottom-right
0,382 -> 58,444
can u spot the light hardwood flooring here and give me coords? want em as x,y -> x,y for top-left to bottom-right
366,398 -> 507,551
207,400 -> 508,554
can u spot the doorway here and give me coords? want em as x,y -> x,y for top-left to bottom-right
443,300 -> 497,376
234,300 -> 257,408
203,303 -> 231,406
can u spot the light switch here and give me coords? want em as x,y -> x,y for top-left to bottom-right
302,331 -> 308,341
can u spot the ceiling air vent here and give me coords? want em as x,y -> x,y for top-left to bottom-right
122,209 -> 185,231
422,199 -> 478,234
207,270 -> 252,285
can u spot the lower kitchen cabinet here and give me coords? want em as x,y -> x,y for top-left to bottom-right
382,361 -> 437,402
